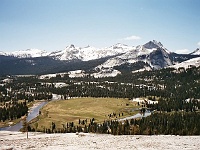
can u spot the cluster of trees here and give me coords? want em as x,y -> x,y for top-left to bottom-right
1,66 -> 200,135
147,98 -> 200,112
0,80 -> 52,123
1,66 -> 200,104
136,112 -> 200,135
0,91 -> 52,103
35,66 -> 200,103
28,112 -> 200,135
0,101 -> 28,121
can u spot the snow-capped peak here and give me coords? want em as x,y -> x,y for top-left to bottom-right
49,43 -> 135,61
143,40 -> 171,54
152,40 -> 164,47
9,49 -> 49,58
143,40 -> 163,49
0,40 -> 171,61
84,45 -> 91,49
0,51 -> 7,56
105,43 -> 135,54
113,43 -> 128,48
110,43 -> 131,49
66,44 -> 76,49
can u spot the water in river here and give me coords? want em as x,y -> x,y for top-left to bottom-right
0,101 -> 48,131
119,111 -> 151,122
0,100 -> 151,131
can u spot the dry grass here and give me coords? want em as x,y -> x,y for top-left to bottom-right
0,118 -> 21,128
0,100 -> 41,128
34,97 -> 139,130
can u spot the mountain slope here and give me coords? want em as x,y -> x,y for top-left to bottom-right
0,41 -> 200,76
48,43 -> 134,61
6,49 -> 49,58
190,48 -> 200,55
148,47 -> 172,69
169,57 -> 200,69
95,40 -> 172,73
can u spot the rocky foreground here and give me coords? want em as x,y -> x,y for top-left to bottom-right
0,131 -> 199,150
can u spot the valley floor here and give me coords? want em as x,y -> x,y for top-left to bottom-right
0,131 -> 199,150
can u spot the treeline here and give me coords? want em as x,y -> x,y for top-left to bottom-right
147,98 -> 200,112
0,101 -> 28,121
1,66 -> 200,104
37,66 -> 200,103
0,82 -> 53,103
28,112 -> 200,135
0,77 -> 52,123
136,112 -> 200,135
0,91 -> 52,103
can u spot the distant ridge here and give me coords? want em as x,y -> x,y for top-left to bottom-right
0,40 -> 200,76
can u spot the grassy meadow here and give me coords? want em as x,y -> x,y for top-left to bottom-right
32,97 -> 139,130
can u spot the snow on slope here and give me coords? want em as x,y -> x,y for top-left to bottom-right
39,73 -> 57,79
106,43 -> 135,53
9,49 -> 49,58
92,68 -> 121,78
95,40 -> 171,70
0,51 -> 7,56
0,41 -> 168,62
132,66 -> 152,73
49,45 -> 81,60
136,45 -> 156,56
0,40 -> 174,77
49,43 -> 134,61
190,48 -> 200,55
97,58 -> 125,68
68,70 -> 87,78
143,40 -> 171,54
169,57 -> 200,69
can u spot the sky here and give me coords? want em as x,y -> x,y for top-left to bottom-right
0,0 -> 200,53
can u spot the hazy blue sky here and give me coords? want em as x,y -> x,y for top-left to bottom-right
0,0 -> 200,53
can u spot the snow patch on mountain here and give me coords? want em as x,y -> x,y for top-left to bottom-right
97,40 -> 172,70
0,51 -> 7,56
49,43 -> 134,61
39,74 -> 57,79
169,57 -> 200,69
9,49 -> 49,58
68,70 -> 87,78
49,45 -> 82,60
0,40 -> 169,62
136,45 -> 156,56
97,57 -> 125,69
106,43 -> 135,53
132,66 -> 152,73
54,82 -> 68,88
92,68 -> 121,78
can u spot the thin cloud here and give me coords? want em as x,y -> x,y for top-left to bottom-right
174,49 -> 190,54
122,35 -> 141,41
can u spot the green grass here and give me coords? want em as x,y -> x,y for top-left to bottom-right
33,97 -> 139,130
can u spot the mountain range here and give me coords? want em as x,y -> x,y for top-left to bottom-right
0,40 -> 200,77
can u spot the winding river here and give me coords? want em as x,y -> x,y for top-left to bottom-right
0,101 -> 48,131
119,110 -> 151,122
0,100 -> 151,131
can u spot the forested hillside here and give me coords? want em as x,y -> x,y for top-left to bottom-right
0,66 -> 200,135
